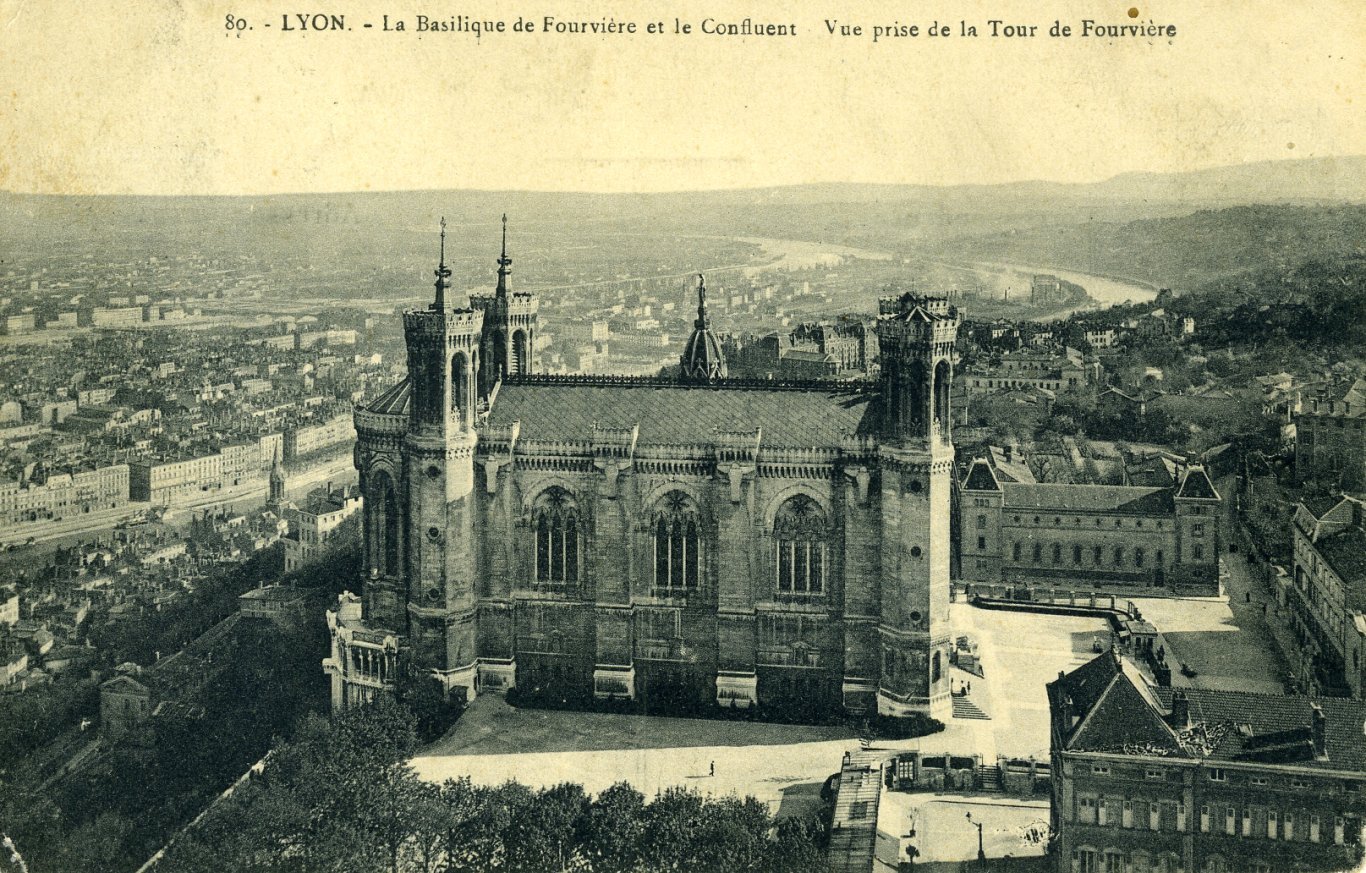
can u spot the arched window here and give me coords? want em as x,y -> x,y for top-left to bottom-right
511,330 -> 529,376
1052,543 -> 1062,564
1114,546 -> 1125,566
1135,547 -> 1145,568
494,331 -> 508,380
370,470 -> 400,577
532,487 -> 579,586
931,651 -> 942,683
933,359 -> 951,439
654,491 -> 700,591
1012,542 -> 1022,561
1093,545 -> 1103,565
773,494 -> 828,596
1073,544 -> 1083,564
450,352 -> 468,417
1032,543 -> 1042,563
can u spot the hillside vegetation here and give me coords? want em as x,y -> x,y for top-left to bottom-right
936,204 -> 1366,292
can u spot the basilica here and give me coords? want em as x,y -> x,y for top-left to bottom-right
325,219 -> 961,722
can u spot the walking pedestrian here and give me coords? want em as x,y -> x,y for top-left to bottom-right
710,761 -> 715,777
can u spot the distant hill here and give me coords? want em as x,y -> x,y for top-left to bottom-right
933,203 -> 1366,292
2,155 -> 1362,244
1,156 -> 1361,279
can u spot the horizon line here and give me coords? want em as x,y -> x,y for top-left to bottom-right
1,154 -> 1362,201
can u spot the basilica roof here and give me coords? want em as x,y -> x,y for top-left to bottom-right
364,379 -> 411,415
486,380 -> 878,448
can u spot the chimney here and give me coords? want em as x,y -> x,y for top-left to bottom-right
1171,690 -> 1189,729
1312,703 -> 1327,759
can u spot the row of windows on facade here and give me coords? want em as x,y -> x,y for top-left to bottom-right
1074,793 -> 1360,845
1072,848 -> 1290,873
1093,763 -> 1358,791
1003,542 -> 1202,565
989,511 -> 1207,528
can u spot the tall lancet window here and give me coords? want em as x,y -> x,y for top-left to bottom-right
370,470 -> 400,577
653,491 -> 700,591
532,487 -> 579,587
450,352 -> 469,418
511,330 -> 529,376
774,494 -> 828,596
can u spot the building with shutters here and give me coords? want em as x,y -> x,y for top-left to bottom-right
1049,650 -> 1366,873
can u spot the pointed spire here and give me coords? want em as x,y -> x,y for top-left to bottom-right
681,273 -> 727,383
432,217 -> 452,311
495,213 -> 512,296
694,273 -> 709,330
269,442 -> 286,506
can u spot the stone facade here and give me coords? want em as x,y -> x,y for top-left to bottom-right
329,223 -> 962,723
100,674 -> 152,739
1049,651 -> 1366,873
1288,495 -> 1366,698
959,458 -> 1222,596
1295,378 -> 1366,490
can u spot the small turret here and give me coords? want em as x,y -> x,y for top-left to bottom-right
680,274 -> 727,383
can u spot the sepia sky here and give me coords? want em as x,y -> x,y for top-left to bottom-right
0,0 -> 1362,195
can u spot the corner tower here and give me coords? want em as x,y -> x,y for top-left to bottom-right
874,293 -> 959,720
472,214 -> 538,399
400,218 -> 483,700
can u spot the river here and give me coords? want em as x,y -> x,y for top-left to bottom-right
970,261 -> 1159,320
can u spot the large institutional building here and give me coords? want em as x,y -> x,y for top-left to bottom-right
325,220 -> 962,721
958,457 -> 1222,596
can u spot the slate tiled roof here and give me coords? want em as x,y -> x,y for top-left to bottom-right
1069,669 -> 1185,756
1003,483 -> 1174,514
1055,653 -> 1366,771
1322,528 -> 1366,609
100,675 -> 149,695
1303,494 -> 1346,520
1175,466 -> 1220,500
485,381 -> 878,447
962,458 -> 1002,492
1172,688 -> 1366,771
1049,649 -> 1122,721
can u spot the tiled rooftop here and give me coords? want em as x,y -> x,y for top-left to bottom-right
486,381 -> 877,448
1003,483 -> 1175,514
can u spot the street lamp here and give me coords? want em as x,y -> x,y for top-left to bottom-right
965,812 -> 986,865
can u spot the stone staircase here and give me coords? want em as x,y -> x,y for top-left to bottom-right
951,695 -> 991,721
977,763 -> 1003,792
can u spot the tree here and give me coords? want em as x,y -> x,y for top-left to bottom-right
503,783 -> 587,873
765,815 -> 829,873
577,782 -> 645,873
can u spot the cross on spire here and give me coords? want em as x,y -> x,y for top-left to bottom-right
694,273 -> 709,329
496,213 -> 512,295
